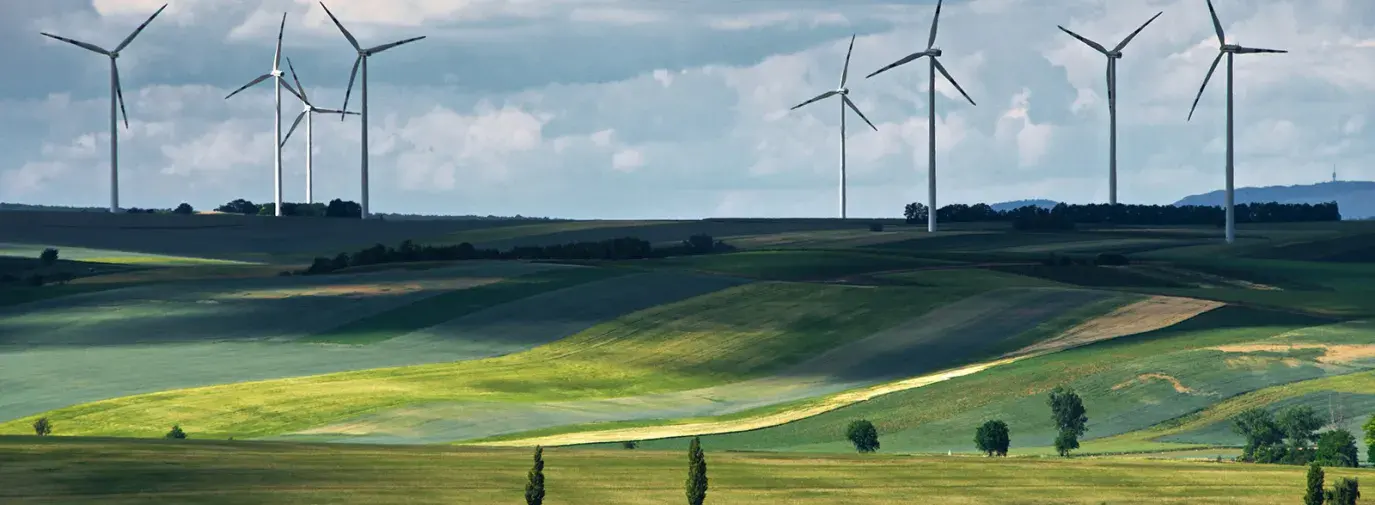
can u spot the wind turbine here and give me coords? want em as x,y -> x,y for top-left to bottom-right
1057,11 -> 1163,206
40,3 -> 168,214
1186,0 -> 1286,244
280,57 -> 359,205
320,2 -> 426,220
789,35 -> 879,220
224,13 -> 305,217
866,0 -> 976,233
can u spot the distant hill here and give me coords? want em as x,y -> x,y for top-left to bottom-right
990,199 -> 1058,211
1173,181 -> 1375,220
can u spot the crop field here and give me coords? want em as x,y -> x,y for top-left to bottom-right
2,437 -> 1364,505
651,249 -> 955,281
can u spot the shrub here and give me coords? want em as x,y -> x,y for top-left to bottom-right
173,203 -> 194,215
32,417 -> 52,436
1315,429 -> 1360,468
621,440 -> 639,450
845,419 -> 880,453
974,420 -> 1010,457
39,248 -> 58,266
524,445 -> 545,505
686,437 -> 708,505
1328,477 -> 1360,505
1093,253 -> 1129,266
165,425 -> 187,439
868,222 -> 884,232
1363,414 -> 1375,464
1306,462 -> 1325,505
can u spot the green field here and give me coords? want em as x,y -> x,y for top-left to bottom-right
3,437 -> 1366,505
4,217 -> 1375,503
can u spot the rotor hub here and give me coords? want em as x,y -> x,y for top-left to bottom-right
1108,51 -> 1123,59
1221,44 -> 1240,52
928,48 -> 942,57
839,88 -> 849,95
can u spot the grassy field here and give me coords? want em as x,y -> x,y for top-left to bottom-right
1,437 -> 1366,505
650,249 -> 955,281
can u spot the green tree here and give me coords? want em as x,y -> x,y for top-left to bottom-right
1328,478 -> 1360,505
165,425 -> 187,439
32,417 -> 51,436
173,203 -> 194,215
686,436 -> 708,505
1363,414 -> 1375,464
524,445 -> 545,505
974,420 -> 1010,457
39,248 -> 58,267
1233,408 -> 1285,462
1306,462 -> 1325,505
1048,386 -> 1087,457
845,420 -> 880,453
1314,430 -> 1360,468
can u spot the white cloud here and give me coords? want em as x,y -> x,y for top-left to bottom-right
611,148 -> 644,172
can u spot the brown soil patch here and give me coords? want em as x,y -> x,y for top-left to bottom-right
1011,295 -> 1225,357
219,277 -> 501,300
1112,373 -> 1194,394
1211,343 -> 1375,365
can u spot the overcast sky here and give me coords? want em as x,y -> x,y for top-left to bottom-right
1,0 -> 1370,219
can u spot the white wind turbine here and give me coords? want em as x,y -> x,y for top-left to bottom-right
789,35 -> 879,220
866,0 -> 976,233
1057,11 -> 1163,206
40,3 -> 168,214
1187,0 -> 1286,244
224,13 -> 305,217
319,2 -> 427,220
280,57 -> 360,205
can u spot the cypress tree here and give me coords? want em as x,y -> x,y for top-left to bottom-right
524,445 -> 545,505
1305,462 -> 1325,505
686,437 -> 708,505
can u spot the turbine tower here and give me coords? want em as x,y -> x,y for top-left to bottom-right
280,57 -> 360,205
224,13 -> 304,217
788,35 -> 879,220
866,0 -> 976,233
39,3 -> 168,214
1057,11 -> 1162,206
320,2 -> 426,220
1186,0 -> 1286,244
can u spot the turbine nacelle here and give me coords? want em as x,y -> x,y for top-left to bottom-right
927,48 -> 943,57
838,88 -> 849,95
1221,44 -> 1241,52
1108,51 -> 1123,59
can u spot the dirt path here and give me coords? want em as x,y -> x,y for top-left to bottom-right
470,293 -> 1224,448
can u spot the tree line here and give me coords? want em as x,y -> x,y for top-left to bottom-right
214,198 -> 362,218
294,234 -> 736,276
903,201 -> 1341,228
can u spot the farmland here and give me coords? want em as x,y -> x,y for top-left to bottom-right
2,211 -> 1375,503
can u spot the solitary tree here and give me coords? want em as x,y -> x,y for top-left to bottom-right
1364,414 -> 1375,464
1048,386 -> 1088,457
524,445 -> 545,505
1306,462 -> 1325,505
846,420 -> 880,453
32,417 -> 51,436
974,420 -> 1010,457
165,425 -> 187,439
173,203 -> 194,215
1315,429 -> 1360,468
39,248 -> 58,267
686,437 -> 708,505
622,440 -> 639,450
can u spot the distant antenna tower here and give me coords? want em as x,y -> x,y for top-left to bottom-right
1333,164 -> 1337,183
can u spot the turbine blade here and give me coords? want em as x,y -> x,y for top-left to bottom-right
114,3 -> 167,53
790,90 -> 838,110
282,110 -> 307,147
933,58 -> 976,106
280,77 -> 305,103
1057,26 -> 1108,54
927,0 -> 942,49
1236,46 -> 1287,54
366,36 -> 426,55
315,108 -> 359,116
1187,51 -> 1224,121
40,33 -> 109,55
341,55 -> 361,120
866,52 -> 926,79
1111,11 -> 1162,53
1206,0 -> 1226,45
319,2 -> 362,51
113,60 -> 129,129
843,96 -> 878,132
287,57 -> 309,105
225,73 -> 271,99
840,34 -> 856,88
274,12 -> 286,70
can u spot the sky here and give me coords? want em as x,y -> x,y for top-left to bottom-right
1,0 -> 1372,219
